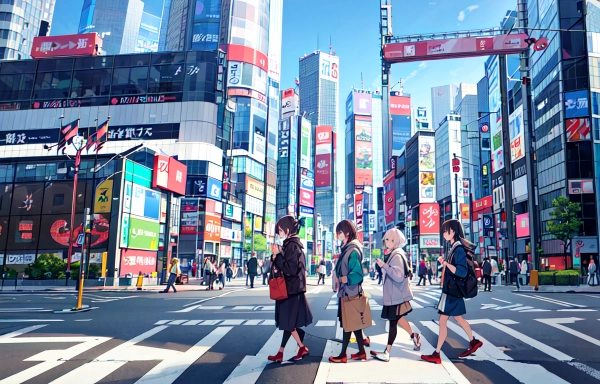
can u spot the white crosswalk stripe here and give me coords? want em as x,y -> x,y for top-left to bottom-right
2,315 -> 600,383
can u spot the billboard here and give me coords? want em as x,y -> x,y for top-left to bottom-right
418,136 -> 436,202
300,118 -> 312,168
299,168 -> 315,208
509,105 -> 525,163
488,56 -> 504,174
566,118 -> 591,141
355,193 -> 364,242
353,92 -> 372,116
152,155 -> 187,195
94,179 -> 113,213
565,90 -> 589,118
515,213 -> 529,238
383,33 -> 528,62
390,94 -> 411,152
126,217 -> 159,251
246,177 -> 265,200
319,53 -> 339,83
383,171 -> 395,226
390,94 -> 411,115
227,44 -> 268,73
281,88 -> 297,118
315,126 -> 333,188
31,33 -> 102,59
419,203 -> 440,235
354,119 -> 373,187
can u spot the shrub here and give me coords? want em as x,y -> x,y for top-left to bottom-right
538,270 -> 580,285
24,254 -> 66,279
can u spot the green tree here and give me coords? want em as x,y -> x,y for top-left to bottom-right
547,196 -> 582,258
25,254 -> 66,279
371,248 -> 382,259
244,229 -> 267,253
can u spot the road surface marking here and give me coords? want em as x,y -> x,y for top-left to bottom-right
168,320 -> 187,325
481,304 -> 498,310
557,309 -> 597,312
515,294 -> 582,308
177,288 -> 246,311
519,309 -> 552,312
137,327 -> 232,384
438,320 -> 570,384
491,298 -> 512,303
410,300 -> 425,309
496,319 -> 519,325
0,319 -> 63,323
511,306 -> 534,311
223,329 -> 298,383
412,296 -> 431,304
233,306 -> 255,310
0,324 -> 47,338
244,320 -> 262,325
419,293 -> 442,301
220,320 -> 245,325
584,294 -> 600,299
530,295 -> 587,308
493,304 -> 522,310
536,317 -> 600,347
261,319 -> 276,326
315,320 -> 336,327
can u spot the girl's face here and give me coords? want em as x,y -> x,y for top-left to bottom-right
443,228 -> 455,242
278,228 -> 289,240
337,231 -> 346,244
384,237 -> 394,250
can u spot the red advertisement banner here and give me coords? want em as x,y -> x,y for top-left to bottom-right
384,171 -> 395,226
120,249 -> 157,276
299,188 -> 314,207
315,153 -> 332,188
31,33 -> 102,59
390,95 -> 411,116
419,203 -> 440,235
316,126 -> 333,146
227,44 -> 268,73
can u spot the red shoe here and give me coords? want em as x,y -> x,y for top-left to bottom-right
421,351 -> 442,364
351,352 -> 367,361
458,338 -> 483,358
363,337 -> 370,347
294,346 -> 309,360
267,351 -> 283,362
328,354 -> 347,363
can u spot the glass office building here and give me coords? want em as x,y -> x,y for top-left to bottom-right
0,0 -> 55,60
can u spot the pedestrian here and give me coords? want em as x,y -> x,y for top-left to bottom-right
218,260 -> 226,290
191,261 -> 197,278
509,256 -> 521,291
203,256 -> 211,286
247,252 -> 258,288
371,228 -> 421,362
317,259 -> 327,285
520,259 -> 528,286
329,219 -> 371,363
482,257 -> 492,292
490,257 -> 499,285
376,261 -> 383,285
161,258 -> 181,293
588,259 -> 598,286
527,259 -> 533,284
262,254 -> 271,285
417,259 -> 427,286
421,219 -> 483,364
226,264 -> 233,282
427,262 -> 433,284
268,215 -> 313,362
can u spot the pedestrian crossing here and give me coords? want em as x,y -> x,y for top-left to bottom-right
3,315 -> 600,383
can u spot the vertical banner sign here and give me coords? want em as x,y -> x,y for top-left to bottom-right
354,117 -> 373,187
418,136 -> 436,203
383,171 -> 395,226
509,105 -> 525,163
315,125 -> 333,188
419,203 -> 440,234
319,53 -> 339,83
390,93 -> 411,152
487,56 -> 504,174
355,193 -> 364,243
300,118 -> 312,168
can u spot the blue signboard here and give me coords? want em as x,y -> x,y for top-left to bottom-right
300,206 -> 314,215
392,115 -> 411,151
206,178 -> 222,200
565,90 -> 589,118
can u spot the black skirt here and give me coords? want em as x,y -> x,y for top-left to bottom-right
381,303 -> 413,321
275,292 -> 313,332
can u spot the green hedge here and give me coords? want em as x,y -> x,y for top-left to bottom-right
538,270 -> 581,286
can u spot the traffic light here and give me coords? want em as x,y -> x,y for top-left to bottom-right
522,76 -> 529,85
452,158 -> 460,173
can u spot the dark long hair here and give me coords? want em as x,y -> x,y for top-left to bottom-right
275,215 -> 305,236
335,219 -> 357,243
441,219 -> 476,257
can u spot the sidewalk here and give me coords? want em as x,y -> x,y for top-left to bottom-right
515,284 -> 600,293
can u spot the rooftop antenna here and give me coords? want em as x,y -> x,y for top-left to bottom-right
317,33 -> 319,51
361,73 -> 364,89
329,35 -> 332,55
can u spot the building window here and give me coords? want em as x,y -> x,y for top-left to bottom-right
111,67 -> 149,95
33,71 -> 72,99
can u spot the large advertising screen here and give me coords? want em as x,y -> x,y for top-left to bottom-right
315,126 -> 333,188
509,105 -> 525,163
355,119 -> 373,187
353,92 -> 372,116
319,53 -> 339,83
390,94 -> 411,152
418,136 -> 436,202
419,203 -> 440,235
300,118 -> 312,168
299,168 -> 315,208
383,171 -> 395,226
488,56 -> 504,174
191,0 -> 221,51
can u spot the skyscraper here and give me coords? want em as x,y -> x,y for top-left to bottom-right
0,0 -> 56,60
431,84 -> 458,130
299,50 -> 339,229
163,0 -> 221,52
79,0 -> 146,55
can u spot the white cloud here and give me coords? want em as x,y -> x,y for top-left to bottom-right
458,5 -> 479,21
404,62 -> 428,83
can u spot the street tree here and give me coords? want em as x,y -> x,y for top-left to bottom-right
547,196 -> 582,265
244,228 -> 267,253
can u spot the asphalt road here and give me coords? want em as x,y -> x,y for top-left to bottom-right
0,278 -> 600,384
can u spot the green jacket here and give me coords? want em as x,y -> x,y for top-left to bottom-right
336,239 -> 364,297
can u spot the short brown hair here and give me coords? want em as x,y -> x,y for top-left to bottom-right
276,215 -> 300,236
336,220 -> 357,242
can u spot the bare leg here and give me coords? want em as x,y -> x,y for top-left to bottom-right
435,315 -> 449,352
290,329 -> 305,347
397,317 -> 414,335
453,316 -> 474,341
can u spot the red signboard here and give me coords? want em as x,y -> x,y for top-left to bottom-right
299,188 -> 314,207
384,171 -> 395,226
473,196 -> 493,213
419,203 -> 440,235
228,88 -> 267,104
120,249 -> 157,276
390,95 -> 411,116
516,213 -> 529,238
316,126 -> 333,146
384,33 -> 529,63
355,193 -> 364,243
204,215 -> 222,242
227,44 -> 268,73
31,33 -> 102,59
315,154 -> 332,188
152,155 -> 187,196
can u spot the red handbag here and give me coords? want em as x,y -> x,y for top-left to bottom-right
269,275 -> 288,300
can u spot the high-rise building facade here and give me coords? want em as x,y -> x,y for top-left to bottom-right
78,0 -> 147,55
299,50 -> 339,229
163,0 -> 222,52
431,84 -> 458,130
0,0 -> 56,60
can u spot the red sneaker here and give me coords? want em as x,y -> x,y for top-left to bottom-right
350,352 -> 367,361
294,346 -> 309,360
421,351 -> 442,364
267,351 -> 283,362
458,338 -> 483,358
329,354 -> 347,363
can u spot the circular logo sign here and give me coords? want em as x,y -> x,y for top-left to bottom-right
480,124 -> 489,133
483,216 -> 492,228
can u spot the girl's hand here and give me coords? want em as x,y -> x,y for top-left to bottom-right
437,256 -> 445,265
375,259 -> 384,268
341,276 -> 347,283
